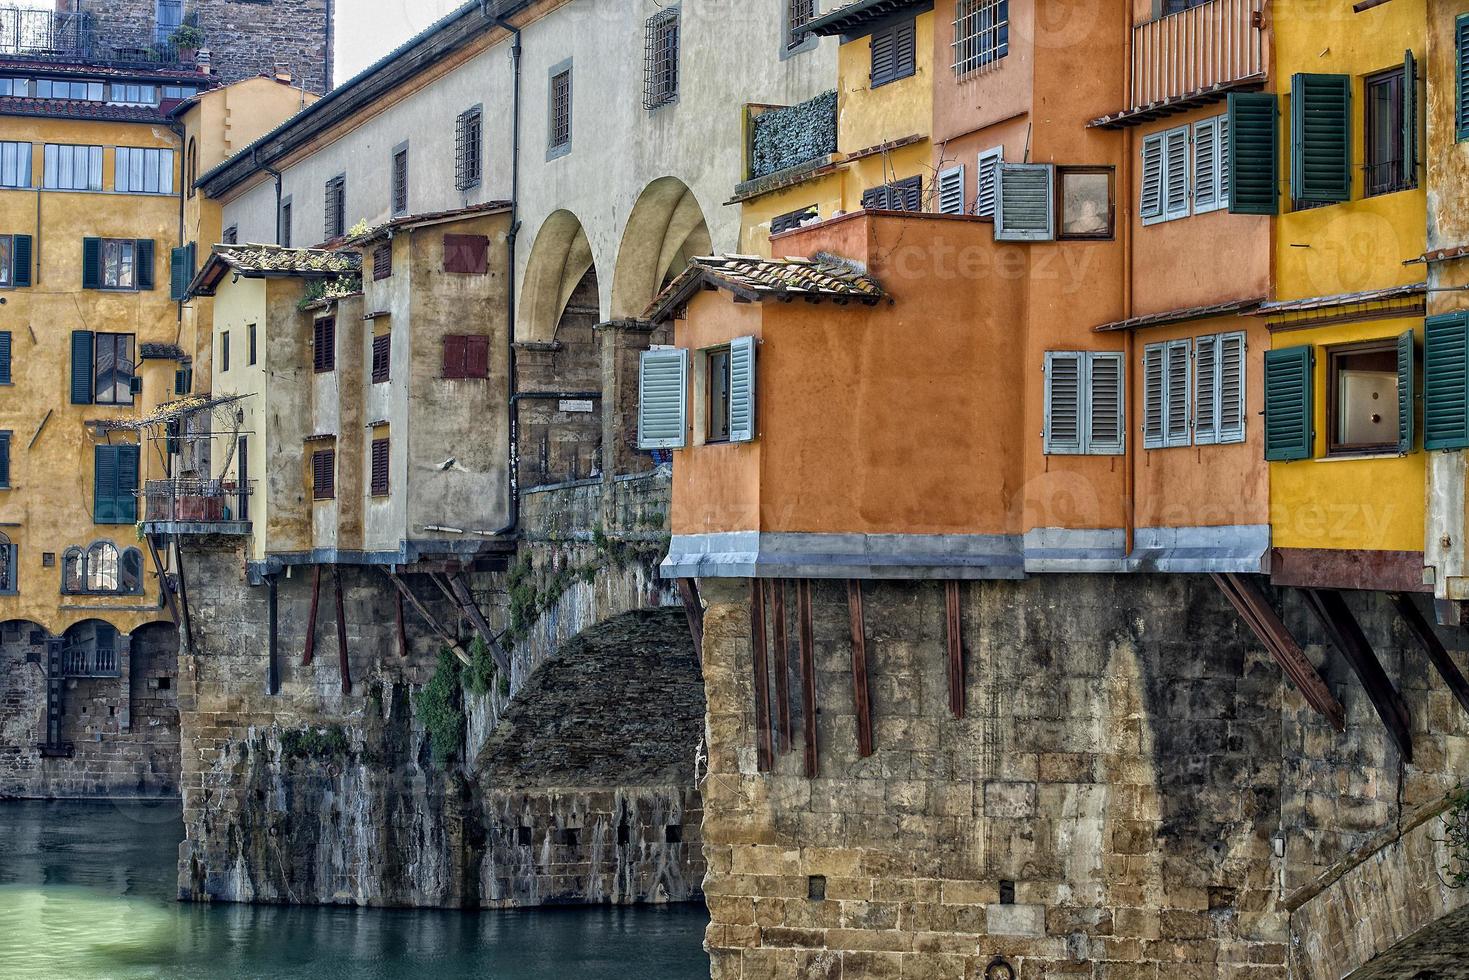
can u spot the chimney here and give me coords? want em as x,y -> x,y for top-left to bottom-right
195,47 -> 212,74
274,62 -> 292,85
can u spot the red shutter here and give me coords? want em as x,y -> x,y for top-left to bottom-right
466,335 -> 489,378
443,336 -> 466,379
311,449 -> 335,499
372,334 -> 391,383
370,439 -> 390,496
443,234 -> 489,274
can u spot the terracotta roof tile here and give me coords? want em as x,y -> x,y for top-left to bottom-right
644,253 -> 884,323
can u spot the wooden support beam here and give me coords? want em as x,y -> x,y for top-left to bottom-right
385,570 -> 470,666
945,580 -> 965,720
447,573 -> 511,675
1388,591 -> 1469,718
1212,573 -> 1345,732
144,534 -> 181,628
798,578 -> 818,778
677,578 -> 704,667
332,566 -> 352,695
1303,588 -> 1413,762
771,580 -> 792,752
396,587 -> 408,658
173,534 -> 194,655
751,579 -> 773,772
848,580 -> 873,758
303,565 -> 320,666
266,574 -> 280,695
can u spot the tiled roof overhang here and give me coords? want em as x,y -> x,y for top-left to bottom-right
188,244 -> 360,297
1251,282 -> 1426,316
644,254 -> 885,324
1093,297 -> 1264,332
800,0 -> 933,39
1087,73 -> 1267,130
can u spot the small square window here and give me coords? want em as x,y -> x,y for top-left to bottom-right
1057,167 -> 1114,239
311,448 -> 336,500
549,67 -> 572,153
1328,341 -> 1399,455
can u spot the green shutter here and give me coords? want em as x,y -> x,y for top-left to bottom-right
0,331 -> 11,385
70,330 -> 93,404
1290,73 -> 1351,205
134,239 -> 154,290
728,335 -> 756,443
81,237 -> 101,289
94,445 -> 117,524
0,436 -> 11,489
1404,49 -> 1418,188
170,245 -> 192,300
1228,92 -> 1278,214
1397,329 -> 1416,454
1425,312 -> 1469,450
116,444 -> 139,523
11,234 -> 30,287
1264,346 -> 1313,461
1457,15 -> 1469,141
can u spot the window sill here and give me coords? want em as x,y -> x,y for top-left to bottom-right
1318,450 -> 1403,462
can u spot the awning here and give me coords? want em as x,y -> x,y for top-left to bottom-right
1093,297 -> 1264,333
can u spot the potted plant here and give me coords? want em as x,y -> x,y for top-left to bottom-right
169,24 -> 206,61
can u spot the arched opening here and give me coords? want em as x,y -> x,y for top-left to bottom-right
60,619 -> 120,678
63,541 -> 144,596
609,177 -> 712,320
185,137 -> 197,200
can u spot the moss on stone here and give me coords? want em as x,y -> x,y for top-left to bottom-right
1446,784 -> 1469,890
415,649 -> 464,767
278,725 -> 351,760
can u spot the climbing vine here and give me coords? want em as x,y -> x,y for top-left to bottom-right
503,529 -> 670,644
463,636 -> 499,697
414,649 -> 464,767
1445,784 -> 1469,890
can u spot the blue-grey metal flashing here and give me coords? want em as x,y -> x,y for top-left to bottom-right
245,538 -> 506,584
1020,528 -> 1129,573
142,521 -> 251,537
1126,525 -> 1270,574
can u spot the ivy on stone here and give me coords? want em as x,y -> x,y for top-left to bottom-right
750,91 -> 837,181
415,649 -> 464,767
1445,783 -> 1469,890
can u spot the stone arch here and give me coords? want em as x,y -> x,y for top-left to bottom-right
609,177 -> 712,320
60,618 -> 122,677
520,208 -> 598,345
126,619 -> 180,715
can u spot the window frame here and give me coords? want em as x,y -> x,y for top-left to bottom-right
60,541 -> 143,596
370,437 -> 390,497
324,174 -> 346,240
455,106 -> 483,191
391,141 -> 409,215
99,237 -> 137,290
92,332 -> 136,406
952,0 -> 1009,76
42,143 -> 103,191
1055,165 -> 1115,240
371,333 -> 391,384
313,316 -> 336,373
785,0 -> 817,53
311,448 -> 336,501
548,62 -> 573,159
705,346 -> 733,444
0,141 -> 31,190
1364,65 -> 1411,197
220,329 -> 229,373
248,323 -> 257,366
1325,338 -> 1401,457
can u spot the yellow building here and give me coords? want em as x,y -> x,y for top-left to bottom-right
1261,0 -> 1429,593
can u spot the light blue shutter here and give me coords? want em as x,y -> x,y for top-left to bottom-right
1195,334 -> 1219,445
728,336 -> 756,443
937,165 -> 966,214
1140,133 -> 1165,224
1193,117 -> 1221,213
1217,114 -> 1231,207
1087,352 -> 1125,455
1218,331 -> 1246,444
1163,125 -> 1190,220
1143,343 -> 1166,448
994,163 -> 1054,241
1164,338 -> 1191,448
638,348 -> 688,449
975,146 -> 1002,217
1043,352 -> 1083,454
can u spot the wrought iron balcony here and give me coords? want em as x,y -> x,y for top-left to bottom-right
0,6 -> 195,66
142,479 -> 252,535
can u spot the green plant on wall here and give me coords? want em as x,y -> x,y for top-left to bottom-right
1446,784 -> 1469,889
463,636 -> 498,696
414,649 -> 464,767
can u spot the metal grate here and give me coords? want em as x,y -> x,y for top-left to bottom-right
952,0 -> 1008,76
455,106 -> 482,190
391,146 -> 408,215
324,175 -> 345,239
787,0 -> 815,47
550,69 -> 572,148
643,8 -> 680,110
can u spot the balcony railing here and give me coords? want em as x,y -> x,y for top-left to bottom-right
143,479 -> 252,533
62,642 -> 118,678
0,6 -> 193,66
1130,0 -> 1263,111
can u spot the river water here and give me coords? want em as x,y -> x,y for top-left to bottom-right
0,800 -> 710,979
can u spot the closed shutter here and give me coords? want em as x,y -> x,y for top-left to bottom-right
1228,92 -> 1278,214
638,348 -> 688,449
1398,328 -> 1416,454
313,317 -> 335,372
1163,339 -> 1191,447
1458,15 -> 1469,141
11,234 -> 29,287
728,335 -> 756,443
169,243 -> 194,300
976,146 -> 1003,218
1291,73 -> 1351,205
1195,335 -> 1218,445
70,330 -> 94,404
870,21 -> 915,87
0,436 -> 10,488
81,237 -> 101,289
1264,346 -> 1313,461
995,163 -> 1054,241
370,439 -> 390,495
1139,132 -> 1165,223
899,175 -> 922,211
870,26 -> 895,86
1425,312 -> 1469,450
134,239 -> 154,290
116,444 -> 138,523
1403,49 -> 1418,188
1043,351 -> 1083,454
465,335 -> 490,378
1218,332 -> 1246,444
1163,125 -> 1190,220
893,20 -> 916,79
1143,343 -> 1166,448
0,331 -> 10,385
1087,352 -> 1125,455
94,445 -> 117,524
937,166 -> 966,214
443,336 -> 466,378
372,334 -> 391,383
1193,117 -> 1220,213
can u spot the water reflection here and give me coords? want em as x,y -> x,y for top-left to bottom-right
0,800 -> 710,979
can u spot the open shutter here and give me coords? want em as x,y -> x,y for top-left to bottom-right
728,335 -> 756,443
1403,49 -> 1418,188
1087,352 -> 1125,455
1291,73 -> 1351,205
1218,332 -> 1246,444
1425,312 -> 1469,450
1193,117 -> 1220,213
638,348 -> 688,449
1163,126 -> 1190,220
1264,346 -> 1313,461
994,163 -> 1054,241
0,331 -> 10,386
94,446 -> 116,524
1043,352 -> 1083,455
11,234 -> 30,287
1139,132 -> 1165,223
169,243 -> 194,300
1229,92 -> 1278,214
70,330 -> 94,404
1143,343 -> 1166,449
1458,15 -> 1469,141
116,444 -> 139,523
1398,328 -> 1416,454
1163,340 -> 1191,447
81,237 -> 101,289
975,146 -> 1002,218
1195,335 -> 1219,445
1217,114 -> 1231,206
937,165 -> 966,215
134,239 -> 154,290
870,26 -> 895,86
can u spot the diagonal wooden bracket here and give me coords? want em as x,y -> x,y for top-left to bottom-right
847,580 -> 874,758
677,578 -> 704,668
1387,591 -> 1469,719
1213,573 -> 1345,732
385,570 -> 470,666
1302,587 -> 1413,762
439,572 -> 511,676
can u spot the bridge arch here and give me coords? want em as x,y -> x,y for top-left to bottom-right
520,208 -> 598,346
609,177 -> 711,320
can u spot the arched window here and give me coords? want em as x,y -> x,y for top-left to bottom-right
185,137 -> 197,199
86,542 -> 119,593
61,547 -> 83,594
0,532 -> 15,594
120,548 -> 143,594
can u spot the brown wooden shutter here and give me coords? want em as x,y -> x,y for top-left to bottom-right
312,449 -> 335,499
372,242 -> 391,280
443,234 -> 488,274
443,336 -> 467,379
313,317 -> 336,373
371,334 -> 390,383
466,335 -> 489,378
370,439 -> 390,496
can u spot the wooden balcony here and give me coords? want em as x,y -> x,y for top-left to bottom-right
1090,0 -> 1266,129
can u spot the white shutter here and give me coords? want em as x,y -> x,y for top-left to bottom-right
1140,133 -> 1165,224
1143,342 -> 1166,449
1163,125 -> 1190,220
937,165 -> 966,214
728,335 -> 757,443
637,348 -> 688,449
995,163 -> 1054,241
976,145 -> 1003,217
1195,334 -> 1219,444
1087,352 -> 1125,455
1217,114 -> 1230,207
1193,117 -> 1220,213
1164,338 -> 1191,447
1218,331 -> 1246,444
1044,352 -> 1083,454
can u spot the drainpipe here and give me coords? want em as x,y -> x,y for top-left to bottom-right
1121,12 -> 1136,560
254,147 -> 284,245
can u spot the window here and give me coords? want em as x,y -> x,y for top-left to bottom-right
442,335 -> 489,379
0,237 -> 9,288
0,142 -> 31,189
1057,167 -> 1114,239
372,334 -> 390,383
975,146 -> 1003,217
1042,351 -> 1125,455
444,234 -> 489,274
549,66 -> 573,155
1327,340 -> 1400,455
43,144 -> 102,190
456,106 -> 483,190
324,174 -> 346,240
313,316 -> 335,373
162,84 -> 198,101
1365,64 -> 1414,196
643,7 -> 680,110
248,323 -> 257,366
114,147 -> 174,194
0,431 -> 10,487
87,237 -> 148,290
311,448 -> 335,500
92,445 -> 140,524
0,78 -> 24,97
787,0 -> 815,48
220,330 -> 229,372
0,533 -> 14,595
185,137 -> 196,198
280,197 -> 293,247
704,337 -> 756,444
36,79 -> 102,101
771,205 -> 817,235
1140,126 -> 1189,224
861,175 -> 922,212
391,143 -> 409,215
175,360 -> 192,395
706,347 -> 731,443
953,0 -> 1008,75
373,242 -> 392,280
222,225 -> 237,245
870,19 -> 917,88
93,333 -> 136,406
155,0 -> 183,43
370,438 -> 389,496
109,83 -> 157,106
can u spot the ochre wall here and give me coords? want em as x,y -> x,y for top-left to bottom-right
836,11 -> 935,154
